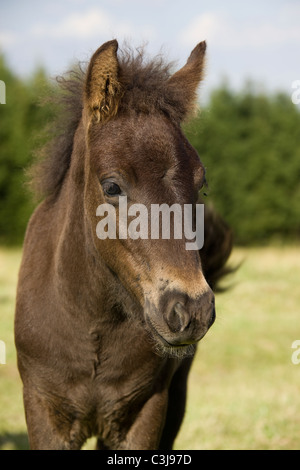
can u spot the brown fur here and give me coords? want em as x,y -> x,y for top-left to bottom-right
29,41 -> 205,200
15,40 -> 233,450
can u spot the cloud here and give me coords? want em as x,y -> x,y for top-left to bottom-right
179,13 -> 222,46
31,8 -> 132,39
179,10 -> 300,49
0,31 -> 18,47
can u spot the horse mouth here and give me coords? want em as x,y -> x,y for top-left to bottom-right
145,317 -> 197,358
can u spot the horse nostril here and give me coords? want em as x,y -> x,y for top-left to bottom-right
167,302 -> 191,333
209,306 -> 216,327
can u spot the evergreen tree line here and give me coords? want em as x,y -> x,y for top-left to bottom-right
184,85 -> 300,244
0,53 -> 299,245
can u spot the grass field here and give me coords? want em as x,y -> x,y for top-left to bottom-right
0,245 -> 299,450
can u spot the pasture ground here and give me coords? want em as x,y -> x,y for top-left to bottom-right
0,245 -> 299,450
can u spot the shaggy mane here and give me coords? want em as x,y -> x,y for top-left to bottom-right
29,45 -> 187,200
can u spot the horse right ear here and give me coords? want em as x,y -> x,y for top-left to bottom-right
167,41 -> 206,120
84,40 -> 123,124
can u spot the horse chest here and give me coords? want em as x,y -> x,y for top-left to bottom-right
92,352 -> 174,447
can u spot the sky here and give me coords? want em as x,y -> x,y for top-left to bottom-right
1,0 -> 300,99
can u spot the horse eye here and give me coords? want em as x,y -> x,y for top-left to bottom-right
102,181 -> 122,197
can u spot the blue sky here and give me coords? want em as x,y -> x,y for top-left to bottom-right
1,0 -> 299,98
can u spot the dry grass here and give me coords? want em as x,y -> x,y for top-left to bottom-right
0,245 -> 299,450
175,246 -> 300,449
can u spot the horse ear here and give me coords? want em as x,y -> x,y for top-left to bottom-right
84,39 -> 123,123
167,41 -> 206,119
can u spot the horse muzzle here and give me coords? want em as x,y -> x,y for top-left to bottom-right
144,287 -> 215,355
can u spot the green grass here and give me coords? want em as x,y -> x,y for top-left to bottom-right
0,247 -> 29,450
0,246 -> 299,450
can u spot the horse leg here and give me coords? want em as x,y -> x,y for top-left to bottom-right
23,387 -> 84,450
95,438 -> 109,449
158,357 -> 194,449
117,389 -> 168,450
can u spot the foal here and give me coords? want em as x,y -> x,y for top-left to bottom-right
15,40 -> 232,450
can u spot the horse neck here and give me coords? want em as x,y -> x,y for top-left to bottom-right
52,124 -> 107,312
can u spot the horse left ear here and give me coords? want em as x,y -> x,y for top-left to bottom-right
167,41 -> 206,119
84,39 -> 123,124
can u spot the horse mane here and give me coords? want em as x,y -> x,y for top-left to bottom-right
29,45 -> 191,200
28,66 -> 84,200
200,204 -> 235,291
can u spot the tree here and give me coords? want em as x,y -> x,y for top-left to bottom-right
0,55 -> 52,244
185,84 -> 300,244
